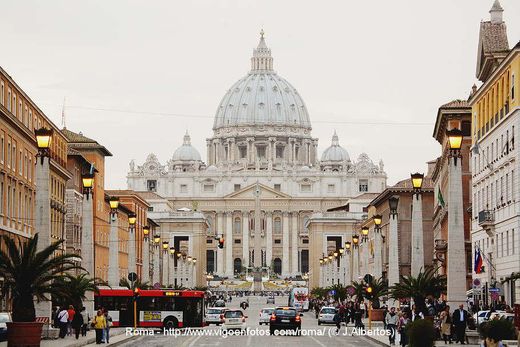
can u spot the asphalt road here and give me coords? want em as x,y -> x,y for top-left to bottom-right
118,296 -> 383,347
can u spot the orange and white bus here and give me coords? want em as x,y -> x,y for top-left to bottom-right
94,289 -> 205,328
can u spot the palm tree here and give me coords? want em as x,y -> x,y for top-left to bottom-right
119,277 -> 151,290
347,281 -> 366,303
0,233 -> 80,322
310,287 -> 328,299
54,273 -> 106,309
327,283 -> 348,301
365,277 -> 388,309
390,267 -> 446,315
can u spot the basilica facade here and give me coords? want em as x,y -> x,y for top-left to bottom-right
127,32 -> 387,279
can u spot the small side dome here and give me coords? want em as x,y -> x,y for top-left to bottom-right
206,165 -> 218,172
172,131 -> 201,161
321,131 -> 350,162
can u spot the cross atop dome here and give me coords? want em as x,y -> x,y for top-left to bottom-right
331,130 -> 339,146
251,30 -> 274,72
183,130 -> 191,145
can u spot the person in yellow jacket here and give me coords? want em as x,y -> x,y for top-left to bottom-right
91,310 -> 106,344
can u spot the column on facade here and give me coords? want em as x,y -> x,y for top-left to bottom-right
153,246 -> 160,285
225,212 -> 233,277
128,226 -> 136,275
169,254 -> 175,287
161,249 -> 168,286
178,259 -> 184,286
35,156 -> 51,319
282,212 -> 290,276
388,213 -> 399,307
206,140 -> 213,165
265,212 -> 273,270
411,193 -> 424,277
108,215 -> 120,287
291,213 -> 299,275
345,249 -> 352,285
242,211 -> 249,267
81,190 -> 95,315
142,240 -> 150,283
312,141 -> 319,166
447,154 -> 466,307
352,246 -> 359,283
216,212 -> 224,275
373,230 -> 383,279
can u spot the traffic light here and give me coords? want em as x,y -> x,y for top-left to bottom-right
365,285 -> 373,299
134,288 -> 140,298
218,237 -> 224,249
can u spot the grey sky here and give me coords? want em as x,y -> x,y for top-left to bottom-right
1,0 -> 519,188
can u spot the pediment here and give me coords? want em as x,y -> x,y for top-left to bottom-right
224,183 -> 291,199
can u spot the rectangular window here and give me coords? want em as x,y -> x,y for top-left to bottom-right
180,184 -> 187,193
0,174 -> 3,215
302,238 -> 309,244
274,239 -> 281,244
300,184 -> 311,192
359,179 -> 369,192
203,184 -> 215,192
234,184 -> 241,192
24,106 -> 28,126
147,206 -> 154,212
19,150 -> 22,175
239,146 -> 247,159
512,229 -> 515,255
28,110 -> 33,130
7,89 -> 11,112
274,184 -> 281,191
206,239 -> 213,244
0,135 -> 4,164
12,143 -> 16,172
327,184 -> 335,193
276,146 -> 284,159
257,146 -> 266,159
146,180 -> 157,192
506,230 -> 509,255
234,239 -> 241,244
0,81 -> 4,105
12,94 -> 16,116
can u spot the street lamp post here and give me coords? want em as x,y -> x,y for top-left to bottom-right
446,128 -> 466,307
161,241 -> 169,286
388,196 -> 399,308
352,235 -> 360,282
34,128 -> 53,319
108,197 -> 120,287
169,247 -> 175,287
410,173 -> 425,276
128,213 -> 137,277
373,215 -> 383,279
142,226 -> 151,283
152,235 -> 161,286
344,241 -> 352,285
361,227 -> 370,276
81,172 -> 95,315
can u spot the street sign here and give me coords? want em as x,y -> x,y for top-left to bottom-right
153,282 -> 161,289
473,278 -> 481,287
346,287 -> 355,295
128,272 -> 137,282
364,274 -> 373,284
329,290 -> 336,296
488,288 -> 500,293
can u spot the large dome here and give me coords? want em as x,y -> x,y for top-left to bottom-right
321,131 -> 350,162
172,132 -> 201,161
213,32 -> 311,130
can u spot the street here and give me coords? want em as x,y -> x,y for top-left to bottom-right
118,296 -> 382,347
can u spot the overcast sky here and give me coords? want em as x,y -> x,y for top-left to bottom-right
1,0 -> 519,188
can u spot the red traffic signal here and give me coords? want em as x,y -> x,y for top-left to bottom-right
218,237 -> 224,249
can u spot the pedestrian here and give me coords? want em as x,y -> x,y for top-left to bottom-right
440,305 -> 452,344
53,306 -> 60,328
410,304 -> 424,322
80,307 -> 89,336
398,311 -> 410,346
71,309 -> 84,339
333,309 -> 342,334
91,310 -> 106,344
452,304 -> 469,345
67,305 -> 76,336
385,307 -> 398,346
103,309 -> 112,343
57,307 -> 69,338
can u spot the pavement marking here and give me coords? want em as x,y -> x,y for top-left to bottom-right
309,335 -> 327,347
188,335 -> 202,347
247,334 -> 252,346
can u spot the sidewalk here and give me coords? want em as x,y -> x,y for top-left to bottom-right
0,328 -> 135,347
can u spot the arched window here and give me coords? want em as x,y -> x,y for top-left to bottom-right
274,217 -> 282,234
234,217 -> 241,234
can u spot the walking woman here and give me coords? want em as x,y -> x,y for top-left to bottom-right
71,310 -> 84,339
440,305 -> 452,344
92,310 -> 106,344
398,311 -> 410,346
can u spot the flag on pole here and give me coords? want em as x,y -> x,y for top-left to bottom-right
474,248 -> 483,274
438,188 -> 445,208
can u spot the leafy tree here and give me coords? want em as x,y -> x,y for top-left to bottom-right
119,277 -> 151,290
0,234 -> 80,322
310,287 -> 328,299
347,281 -> 366,303
55,273 -> 106,309
390,267 -> 446,315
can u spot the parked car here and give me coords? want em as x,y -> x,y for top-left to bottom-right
259,308 -> 275,325
318,306 -> 336,325
269,307 -> 301,335
222,309 -> 246,331
473,310 -> 506,325
0,312 -> 12,342
205,308 -> 227,325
